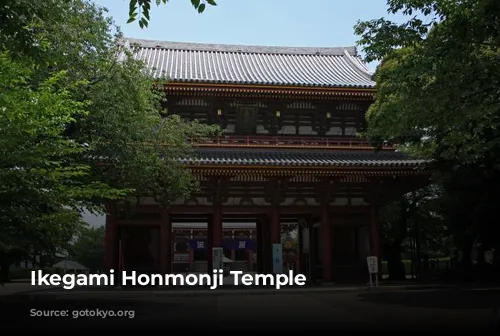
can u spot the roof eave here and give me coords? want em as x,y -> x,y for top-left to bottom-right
162,82 -> 376,97
185,164 -> 430,171
164,81 -> 376,90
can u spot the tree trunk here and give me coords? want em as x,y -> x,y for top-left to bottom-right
492,245 -> 500,282
0,258 -> 10,283
461,238 -> 475,281
475,244 -> 490,281
386,242 -> 406,281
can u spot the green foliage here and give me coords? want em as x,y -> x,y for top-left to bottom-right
9,267 -> 60,280
127,0 -> 217,27
355,0 -> 500,166
356,0 -> 500,266
70,225 -> 105,271
0,0 -> 65,58
380,185 -> 450,278
0,0 -> 217,272
0,52 -> 118,257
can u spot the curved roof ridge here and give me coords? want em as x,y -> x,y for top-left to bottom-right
342,49 -> 374,77
122,37 -> 357,56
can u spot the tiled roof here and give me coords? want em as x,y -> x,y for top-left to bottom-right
180,148 -> 426,168
120,38 -> 375,89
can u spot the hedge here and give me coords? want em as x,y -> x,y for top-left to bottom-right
381,258 -> 451,275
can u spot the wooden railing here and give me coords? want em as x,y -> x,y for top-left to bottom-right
194,135 -> 389,148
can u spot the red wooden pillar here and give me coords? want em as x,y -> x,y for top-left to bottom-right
247,250 -> 253,271
189,250 -> 194,270
104,202 -> 117,273
212,205 -> 223,248
160,210 -> 171,274
207,218 -> 213,273
321,204 -> 332,282
269,178 -> 282,274
208,177 -> 223,272
270,178 -> 281,245
256,220 -> 264,273
259,216 -> 272,273
369,204 -> 381,272
321,179 -> 333,283
270,207 -> 280,244
270,206 -> 281,274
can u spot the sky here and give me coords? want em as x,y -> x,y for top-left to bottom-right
93,0 -> 408,70
84,0 -> 405,227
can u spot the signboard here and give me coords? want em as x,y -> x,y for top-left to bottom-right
366,256 -> 379,274
272,243 -> 283,274
366,256 -> 379,287
213,247 -> 224,271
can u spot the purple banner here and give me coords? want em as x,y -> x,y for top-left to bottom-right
190,239 -> 254,251
222,239 -> 233,250
189,239 -> 207,251
234,239 -> 253,251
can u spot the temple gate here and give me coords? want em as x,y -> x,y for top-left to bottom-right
104,39 -> 430,283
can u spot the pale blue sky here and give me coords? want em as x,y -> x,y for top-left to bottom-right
93,0 -> 407,70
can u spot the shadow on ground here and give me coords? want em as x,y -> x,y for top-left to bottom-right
358,288 -> 500,309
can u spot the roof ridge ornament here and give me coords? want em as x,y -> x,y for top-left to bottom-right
123,37 -> 356,56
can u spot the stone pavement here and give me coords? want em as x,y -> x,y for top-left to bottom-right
0,282 -> 60,296
1,286 -> 498,330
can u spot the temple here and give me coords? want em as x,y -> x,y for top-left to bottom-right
104,38 -> 430,283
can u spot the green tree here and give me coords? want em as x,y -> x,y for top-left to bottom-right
0,0 -> 218,281
127,0 -> 217,27
0,52 -> 116,280
380,185 -> 449,280
356,0 -> 500,165
71,225 -> 105,272
355,0 -> 500,279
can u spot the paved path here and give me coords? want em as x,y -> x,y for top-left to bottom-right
0,282 -> 61,296
1,286 -> 497,330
